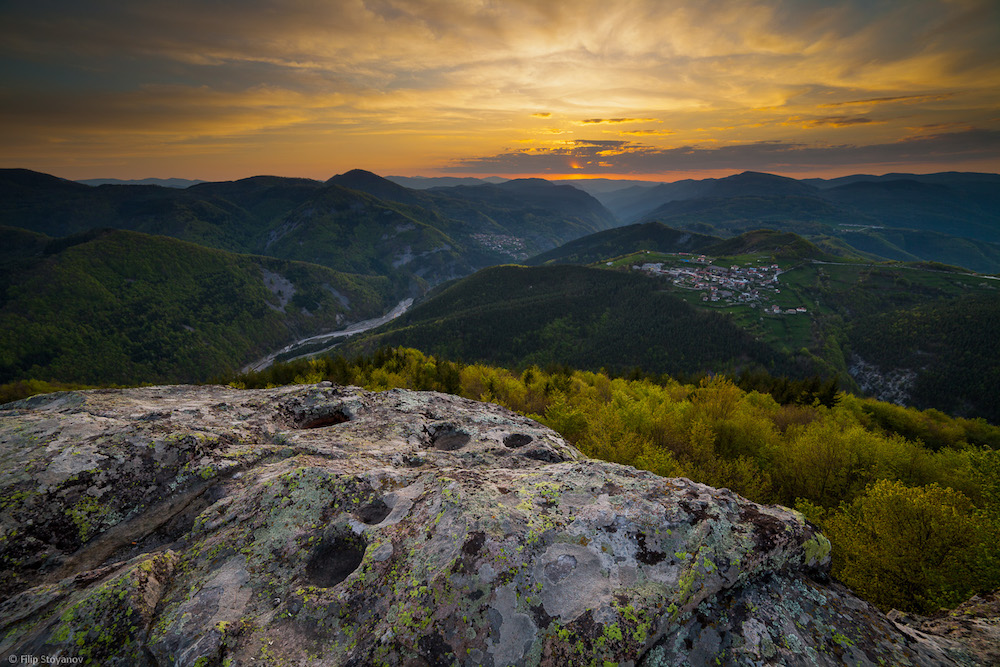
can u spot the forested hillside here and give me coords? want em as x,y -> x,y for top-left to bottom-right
849,293 -> 1000,421
0,227 -> 392,386
527,222 -> 718,266
343,227 -> 1000,422
341,264 -> 796,378
335,170 -> 617,254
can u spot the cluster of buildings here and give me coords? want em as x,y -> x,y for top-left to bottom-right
633,254 -> 808,314
472,233 -> 527,259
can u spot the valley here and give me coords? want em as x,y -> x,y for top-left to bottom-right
2,167 -> 998,423
241,297 -> 414,372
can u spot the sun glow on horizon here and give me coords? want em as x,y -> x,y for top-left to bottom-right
1,0 -> 998,180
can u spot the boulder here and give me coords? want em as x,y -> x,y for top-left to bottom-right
0,384 -> 987,665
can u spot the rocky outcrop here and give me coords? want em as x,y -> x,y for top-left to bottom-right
889,593 -> 1000,667
848,355 -> 917,406
0,384 -> 987,665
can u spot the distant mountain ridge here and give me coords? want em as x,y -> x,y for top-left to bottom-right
55,168 -> 1000,273
385,175 -> 508,188
587,170 -> 1000,273
78,177 -> 205,188
0,168 -> 619,300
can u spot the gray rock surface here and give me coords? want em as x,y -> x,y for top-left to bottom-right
0,384 -> 989,665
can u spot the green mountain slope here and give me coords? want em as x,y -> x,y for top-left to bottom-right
640,194 -> 862,234
259,184 -> 475,292
530,225 -> 872,267
702,229 -> 857,261
0,228 -> 393,385
527,222 -> 719,265
822,179 -> 1000,243
430,225 -> 1000,421
839,228 -> 1000,274
848,293 -> 1000,421
341,264 -> 792,377
331,170 -> 618,257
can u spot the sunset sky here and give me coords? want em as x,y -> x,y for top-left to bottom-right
2,0 -> 999,182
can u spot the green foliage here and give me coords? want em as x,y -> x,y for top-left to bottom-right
820,480 -> 1000,612
222,346 -> 1000,613
0,379 -> 95,404
0,228 -> 392,386
703,229 -> 835,261
736,371 -> 839,408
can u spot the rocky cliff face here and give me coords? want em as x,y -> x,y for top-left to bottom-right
0,384 -> 990,665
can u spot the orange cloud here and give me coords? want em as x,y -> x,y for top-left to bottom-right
819,94 -> 954,108
620,129 -> 676,136
578,118 -> 658,124
782,115 -> 885,128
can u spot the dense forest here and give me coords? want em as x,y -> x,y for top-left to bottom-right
848,293 -> 1000,420
224,347 -> 1000,615
341,264 -> 805,378
0,227 -> 392,386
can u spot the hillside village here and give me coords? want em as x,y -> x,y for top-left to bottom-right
632,253 -> 809,314
471,232 -> 528,259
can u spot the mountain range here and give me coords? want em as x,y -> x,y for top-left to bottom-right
32,167 -> 1000,274
0,168 -> 616,387
593,171 -> 1000,273
350,169 -> 1000,273
3,166 -> 999,421
2,168 -> 615,295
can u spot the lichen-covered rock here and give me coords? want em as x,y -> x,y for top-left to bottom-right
889,592 -> 1000,667
0,384 -> 987,665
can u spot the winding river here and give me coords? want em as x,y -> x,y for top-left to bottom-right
241,298 -> 413,372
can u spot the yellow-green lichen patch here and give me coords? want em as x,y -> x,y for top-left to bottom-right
43,551 -> 177,665
64,494 -> 111,543
801,533 -> 831,566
